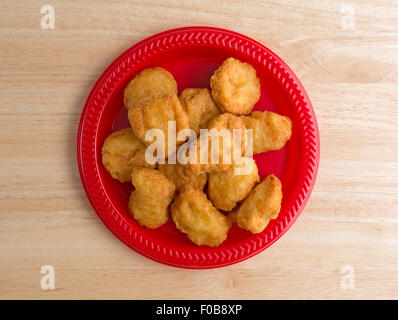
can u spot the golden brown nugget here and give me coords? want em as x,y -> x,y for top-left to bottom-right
241,111 -> 292,154
178,88 -> 202,104
157,162 -> 207,192
208,157 -> 260,211
128,94 -> 189,156
179,88 -> 220,134
235,174 -> 282,234
101,128 -> 155,183
171,185 -> 231,247
129,167 -> 175,229
124,67 -> 178,109
187,113 -> 246,174
210,57 -> 260,115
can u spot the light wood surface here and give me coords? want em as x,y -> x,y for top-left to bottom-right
1,0 -> 397,299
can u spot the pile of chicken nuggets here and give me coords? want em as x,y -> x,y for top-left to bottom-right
101,57 -> 292,247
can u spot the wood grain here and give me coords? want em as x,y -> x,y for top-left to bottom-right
1,0 -> 397,299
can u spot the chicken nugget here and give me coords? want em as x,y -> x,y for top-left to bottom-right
208,157 -> 259,211
101,128 -> 155,183
210,57 -> 260,115
124,67 -> 178,109
171,185 -> 231,247
234,174 -> 282,234
157,162 -> 207,192
128,94 -> 189,156
129,167 -> 175,229
241,111 -> 292,154
179,88 -> 202,104
179,88 -> 220,134
187,113 -> 246,174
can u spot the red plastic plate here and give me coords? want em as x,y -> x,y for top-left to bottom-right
77,26 -> 320,268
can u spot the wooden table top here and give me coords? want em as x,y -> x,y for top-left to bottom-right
1,0 -> 397,299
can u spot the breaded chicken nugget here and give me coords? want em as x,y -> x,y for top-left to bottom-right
179,88 -> 220,134
208,157 -> 260,211
157,162 -> 207,192
171,185 -> 231,247
241,111 -> 292,154
128,94 -> 189,156
235,174 -> 282,234
179,88 -> 202,104
129,167 -> 175,229
101,128 -> 155,183
187,113 -> 246,174
210,57 -> 260,115
124,67 -> 178,109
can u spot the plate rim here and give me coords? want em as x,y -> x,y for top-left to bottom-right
77,26 -> 320,269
